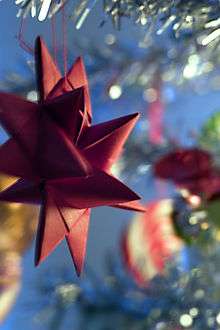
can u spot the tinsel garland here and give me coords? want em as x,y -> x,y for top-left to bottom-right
15,0 -> 220,41
32,244 -> 220,330
104,0 -> 220,33
14,0 -> 220,83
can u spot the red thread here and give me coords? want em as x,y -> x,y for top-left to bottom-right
17,18 -> 34,55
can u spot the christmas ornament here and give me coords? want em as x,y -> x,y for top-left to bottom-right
35,36 -> 145,215
122,200 -> 183,284
0,175 -> 37,323
172,193 -> 211,244
154,148 -> 220,200
0,37 -> 144,275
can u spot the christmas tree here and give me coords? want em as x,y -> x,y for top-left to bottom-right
1,1 -> 220,329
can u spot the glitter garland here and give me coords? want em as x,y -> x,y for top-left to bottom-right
14,0 -> 220,42
13,1 -> 220,86
32,243 -> 220,330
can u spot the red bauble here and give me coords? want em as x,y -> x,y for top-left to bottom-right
122,200 -> 182,284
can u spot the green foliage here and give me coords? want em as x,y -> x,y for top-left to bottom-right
206,199 -> 220,228
199,111 -> 220,165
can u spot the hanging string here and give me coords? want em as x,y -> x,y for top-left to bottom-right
51,14 -> 58,66
61,3 -> 68,80
17,18 -> 34,55
17,8 -> 68,79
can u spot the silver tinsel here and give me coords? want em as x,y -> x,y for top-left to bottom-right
13,0 -> 220,84
14,0 -> 220,42
31,243 -> 220,330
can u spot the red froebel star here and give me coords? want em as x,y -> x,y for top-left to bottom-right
0,37 -> 145,275
34,37 -> 144,212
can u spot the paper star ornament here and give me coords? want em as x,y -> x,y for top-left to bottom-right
0,37 -> 144,275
